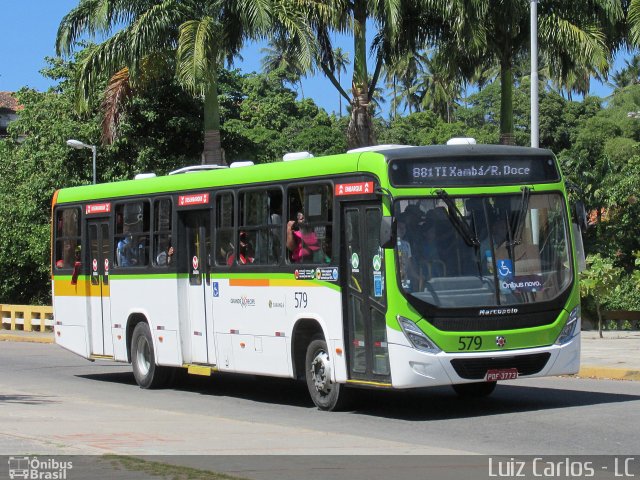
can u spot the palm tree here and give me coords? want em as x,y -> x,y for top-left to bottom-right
295,0 -> 428,148
332,48 -> 350,117
57,0 -> 312,165
367,75 -> 386,118
430,0 -> 622,144
413,51 -> 463,123
261,35 -> 309,98
608,54 -> 640,91
384,51 -> 426,119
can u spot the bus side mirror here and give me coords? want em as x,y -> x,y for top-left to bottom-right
573,200 -> 588,233
71,261 -> 81,285
380,217 -> 395,249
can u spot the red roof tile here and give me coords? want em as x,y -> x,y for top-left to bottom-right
0,92 -> 23,111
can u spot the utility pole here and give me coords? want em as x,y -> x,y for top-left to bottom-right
531,0 -> 539,148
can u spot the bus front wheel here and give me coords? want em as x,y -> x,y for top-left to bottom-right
452,381 -> 497,398
305,337 -> 351,411
131,322 -> 169,389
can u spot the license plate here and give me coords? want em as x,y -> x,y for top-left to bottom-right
486,368 -> 518,381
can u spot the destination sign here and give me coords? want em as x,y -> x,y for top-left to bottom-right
335,181 -> 374,196
178,192 -> 210,206
389,155 -> 560,187
85,202 -> 111,215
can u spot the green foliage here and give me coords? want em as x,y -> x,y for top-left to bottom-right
222,76 -> 346,163
0,58 -> 102,303
580,254 -> 623,335
0,56 -> 347,304
559,85 -> 640,286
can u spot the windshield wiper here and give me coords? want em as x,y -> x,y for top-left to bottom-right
510,187 -> 531,246
435,190 -> 480,247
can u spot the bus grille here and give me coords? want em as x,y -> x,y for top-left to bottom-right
429,310 -> 559,331
450,352 -> 551,380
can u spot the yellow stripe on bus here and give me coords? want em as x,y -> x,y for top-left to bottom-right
346,379 -> 393,388
53,279 -> 110,297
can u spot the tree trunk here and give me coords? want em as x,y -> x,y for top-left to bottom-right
338,71 -> 342,117
499,57 -> 514,145
392,77 -> 397,121
596,299 -> 603,339
347,86 -> 376,149
203,129 -> 223,165
202,73 -> 225,165
346,0 -> 376,149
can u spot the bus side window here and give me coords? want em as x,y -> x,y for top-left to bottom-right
286,184 -> 332,264
114,201 -> 150,267
153,199 -> 173,267
54,207 -> 81,269
238,189 -> 282,265
215,192 -> 235,266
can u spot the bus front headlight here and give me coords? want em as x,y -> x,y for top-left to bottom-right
397,316 -> 441,354
555,306 -> 580,345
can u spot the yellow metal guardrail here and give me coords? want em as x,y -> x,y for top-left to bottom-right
0,304 -> 53,332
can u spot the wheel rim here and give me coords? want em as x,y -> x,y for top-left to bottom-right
136,335 -> 151,376
310,349 -> 332,395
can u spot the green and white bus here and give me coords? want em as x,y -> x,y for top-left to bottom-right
51,142 -> 584,410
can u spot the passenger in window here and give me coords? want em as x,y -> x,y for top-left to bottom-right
397,214 -> 418,290
117,233 -> 134,266
70,246 -> 82,285
287,211 -> 321,263
402,204 -> 424,245
227,231 -> 255,265
118,232 -> 146,267
156,245 -> 174,266
416,220 -> 445,279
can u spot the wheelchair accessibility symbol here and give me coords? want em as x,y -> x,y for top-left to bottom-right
497,259 -> 513,279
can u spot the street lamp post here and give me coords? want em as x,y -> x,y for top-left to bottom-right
66,139 -> 97,184
531,0 -> 539,148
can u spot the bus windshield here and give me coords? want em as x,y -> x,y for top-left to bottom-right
394,193 -> 572,308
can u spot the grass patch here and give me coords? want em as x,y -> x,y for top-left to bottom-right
104,455 -> 249,480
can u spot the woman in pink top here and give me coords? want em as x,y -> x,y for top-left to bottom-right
286,211 -> 320,262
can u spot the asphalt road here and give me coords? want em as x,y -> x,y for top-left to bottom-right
1,342 -> 639,478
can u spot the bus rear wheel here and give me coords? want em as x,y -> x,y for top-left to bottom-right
452,381 -> 497,398
131,322 -> 169,389
305,337 -> 351,411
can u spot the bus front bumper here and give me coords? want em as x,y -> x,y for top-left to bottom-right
387,334 -> 580,389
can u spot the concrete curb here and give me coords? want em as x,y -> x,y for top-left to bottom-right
0,333 -> 54,344
577,366 -> 640,382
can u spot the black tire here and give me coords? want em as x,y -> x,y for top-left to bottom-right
305,337 -> 352,411
452,381 -> 497,398
131,322 -> 169,389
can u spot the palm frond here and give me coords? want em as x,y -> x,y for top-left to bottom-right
629,0 -> 640,46
176,17 -> 220,95
540,15 -> 609,78
101,67 -> 132,144
56,0 -> 154,56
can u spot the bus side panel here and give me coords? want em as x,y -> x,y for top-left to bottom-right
109,276 -> 183,367
52,278 -> 91,358
211,278 -> 346,380
176,277 -> 193,364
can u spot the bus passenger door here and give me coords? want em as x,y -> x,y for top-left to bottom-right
342,204 -> 391,383
181,210 -> 214,365
87,220 -> 113,356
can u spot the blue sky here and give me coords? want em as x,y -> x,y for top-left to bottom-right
0,0 -> 631,118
